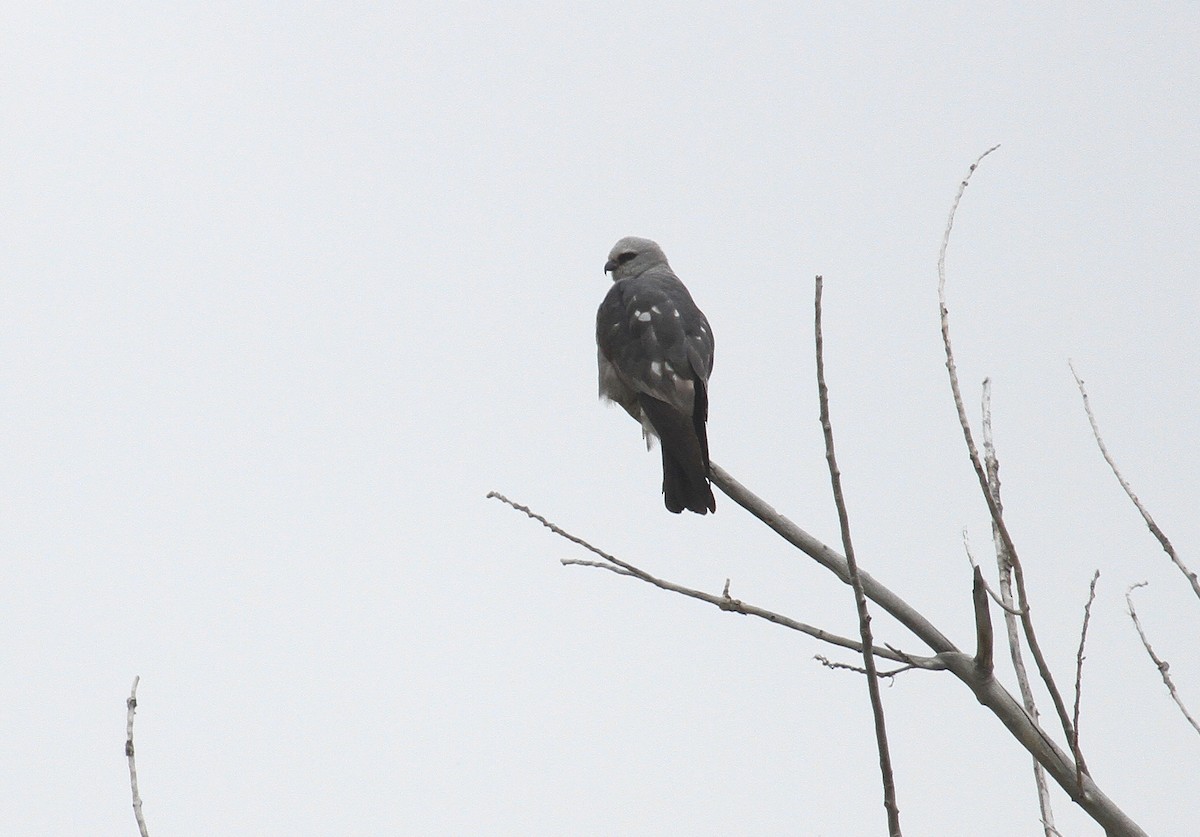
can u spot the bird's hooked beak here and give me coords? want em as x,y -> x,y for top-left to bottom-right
603,258 -> 617,274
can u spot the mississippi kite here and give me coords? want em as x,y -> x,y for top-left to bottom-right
596,236 -> 716,514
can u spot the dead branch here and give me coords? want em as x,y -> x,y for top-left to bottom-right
1070,362 -> 1199,602
125,676 -> 150,837
706,463 -> 957,652
962,529 -> 1023,615
982,379 -> 1057,835
561,558 -> 636,576
815,274 -> 902,836
972,567 -> 994,675
490,492 -> 943,670
489,483 -> 1148,836
709,467 -> 1145,835
815,654 -> 921,679
1126,583 -> 1200,736
1073,571 -> 1101,789
938,146 -> 1082,771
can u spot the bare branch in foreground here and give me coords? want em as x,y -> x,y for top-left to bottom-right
1126,583 -> 1200,737
1073,571 -> 1101,789
561,558 -> 636,576
489,492 -> 943,669
1070,362 -> 1200,602
714,467 -> 1145,835
815,275 -> 902,837
490,481 -> 1148,835
815,655 -> 921,679
982,379 -> 1057,835
938,146 -> 1082,771
962,529 -> 1023,615
971,567 -> 994,675
486,491 -> 620,564
704,463 -> 957,652
125,676 -> 150,837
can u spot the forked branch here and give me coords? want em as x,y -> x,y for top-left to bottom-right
488,491 -> 942,670
937,145 -> 1082,770
489,480 -> 1148,837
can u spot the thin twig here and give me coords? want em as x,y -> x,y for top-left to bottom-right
982,380 -> 1056,835
125,676 -> 150,837
489,492 -> 943,669
1072,571 -> 1101,789
815,275 -> 902,837
815,655 -> 920,679
1126,583 -> 1200,736
486,491 -> 621,564
1070,362 -> 1199,602
938,146 -> 1082,769
561,558 -> 637,576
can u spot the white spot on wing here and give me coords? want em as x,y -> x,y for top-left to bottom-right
635,310 -> 651,322
650,361 -> 663,377
650,305 -> 661,314
672,308 -> 681,318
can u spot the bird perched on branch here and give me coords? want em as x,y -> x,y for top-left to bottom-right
596,236 -> 716,514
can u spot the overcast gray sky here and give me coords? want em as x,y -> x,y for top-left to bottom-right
3,3 -> 1198,835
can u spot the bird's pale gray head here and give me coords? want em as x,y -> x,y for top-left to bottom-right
604,236 -> 669,282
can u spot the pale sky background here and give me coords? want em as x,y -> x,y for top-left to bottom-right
3,3 -> 1198,835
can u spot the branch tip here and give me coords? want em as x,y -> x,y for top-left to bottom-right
126,676 -> 150,837
1126,584 -> 1200,736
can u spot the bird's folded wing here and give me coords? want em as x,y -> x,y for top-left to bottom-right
596,274 -> 712,415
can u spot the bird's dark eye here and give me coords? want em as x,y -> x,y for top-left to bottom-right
617,252 -> 637,264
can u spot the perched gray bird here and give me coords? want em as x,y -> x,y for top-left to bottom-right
596,237 -> 716,514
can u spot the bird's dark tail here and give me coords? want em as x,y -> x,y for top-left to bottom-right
659,446 -> 716,514
639,389 -> 715,515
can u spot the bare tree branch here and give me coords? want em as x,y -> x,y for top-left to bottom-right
561,558 -> 636,576
707,463 -> 958,653
489,492 -> 943,669
982,379 -> 1057,835
125,676 -> 150,837
962,529 -> 1023,615
938,146 -> 1082,771
1126,583 -> 1200,737
486,491 -> 619,564
815,654 -> 922,679
1073,571 -> 1101,789
710,468 -> 1145,835
972,566 -> 994,675
815,275 -> 902,836
721,467 -> 1145,833
1070,362 -> 1200,602
490,483 -> 1148,836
